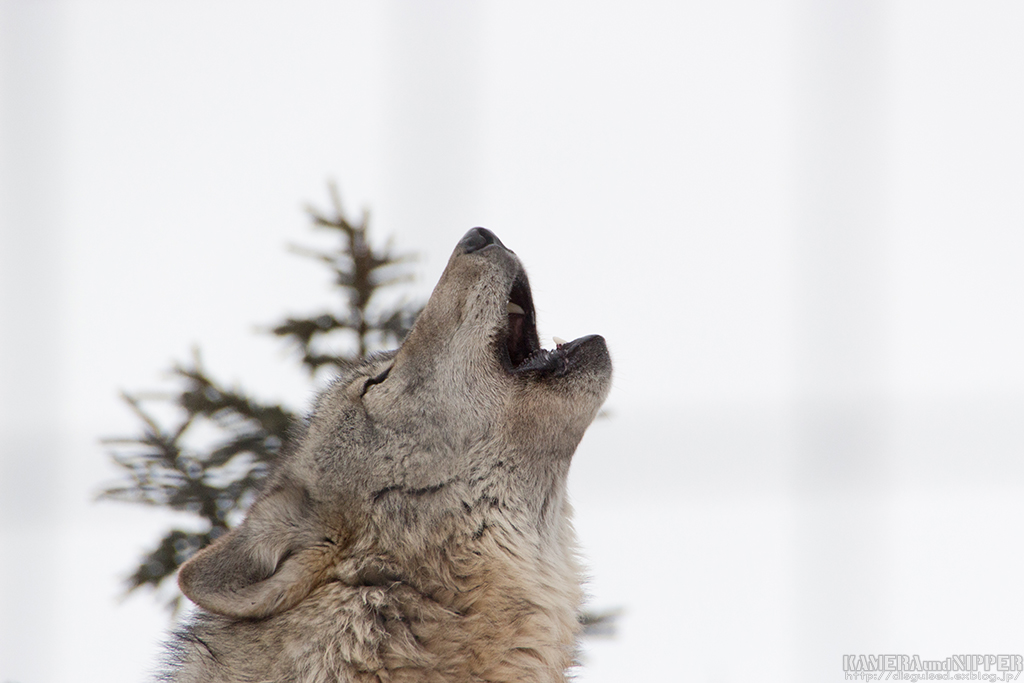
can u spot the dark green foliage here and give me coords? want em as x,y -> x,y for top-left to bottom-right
101,185 -> 420,611
271,187 -> 420,373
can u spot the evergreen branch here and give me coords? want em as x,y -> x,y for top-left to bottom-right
270,313 -> 357,348
126,528 -> 220,593
202,435 -> 276,472
173,355 -> 297,443
102,182 -> 424,608
578,608 -> 622,638
298,351 -> 353,375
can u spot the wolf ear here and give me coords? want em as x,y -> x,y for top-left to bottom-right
177,482 -> 340,619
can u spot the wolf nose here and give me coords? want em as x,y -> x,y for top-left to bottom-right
459,227 -> 505,254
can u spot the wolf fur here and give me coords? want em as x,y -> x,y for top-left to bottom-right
164,228 -> 612,682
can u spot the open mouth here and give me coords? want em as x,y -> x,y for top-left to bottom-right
502,272 -> 582,377
505,273 -> 539,368
456,226 -> 600,379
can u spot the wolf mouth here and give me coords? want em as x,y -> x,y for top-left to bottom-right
504,272 -> 541,369
502,263 -> 598,378
458,226 -> 601,379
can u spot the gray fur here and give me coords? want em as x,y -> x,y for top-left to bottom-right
164,229 -> 612,682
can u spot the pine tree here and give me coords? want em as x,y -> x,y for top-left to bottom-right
100,184 -> 420,611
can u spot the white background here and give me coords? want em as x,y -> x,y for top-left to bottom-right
2,2 -> 1023,682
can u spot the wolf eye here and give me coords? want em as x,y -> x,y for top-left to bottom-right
360,366 -> 391,396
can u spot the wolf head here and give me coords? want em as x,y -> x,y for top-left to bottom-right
177,228 -> 611,632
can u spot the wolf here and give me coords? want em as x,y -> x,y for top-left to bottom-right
165,228 -> 612,682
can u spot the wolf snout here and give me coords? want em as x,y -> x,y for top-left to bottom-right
458,227 -> 506,254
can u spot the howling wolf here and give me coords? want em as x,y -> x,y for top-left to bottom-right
165,228 -> 612,682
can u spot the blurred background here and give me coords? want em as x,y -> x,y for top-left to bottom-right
2,1 -> 1023,681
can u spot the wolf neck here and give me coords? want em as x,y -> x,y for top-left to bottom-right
363,512 -> 585,682
174,525 -> 584,683
412,553 -> 581,681
175,491 -> 584,682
